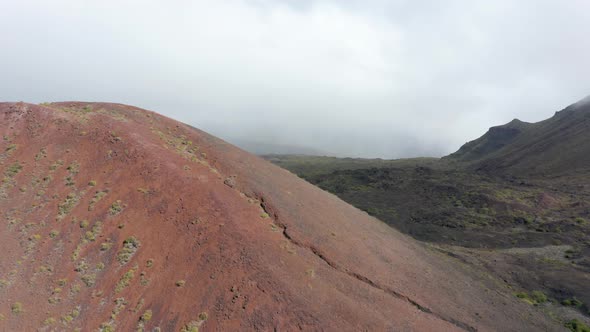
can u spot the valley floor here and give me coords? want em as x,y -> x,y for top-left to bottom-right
265,154 -> 590,330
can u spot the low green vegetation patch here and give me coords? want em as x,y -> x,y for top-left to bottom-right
64,161 -> 80,186
562,298 -> 584,307
66,161 -> 80,174
140,309 -> 152,322
5,162 -> 22,178
84,221 -> 102,242
180,312 -> 208,332
43,317 -> 56,326
5,143 -> 17,152
57,193 -> 79,220
565,319 -> 590,332
1,163 -> 23,198
81,273 -> 96,287
89,190 -> 108,211
61,306 -> 81,325
115,265 -> 138,293
35,147 -> 47,161
117,236 -> 140,265
180,321 -> 201,332
11,302 -> 23,314
515,290 -> 548,305
136,309 -> 153,332
109,200 -> 126,216
100,241 -> 114,251
49,159 -> 64,171
152,129 -> 199,161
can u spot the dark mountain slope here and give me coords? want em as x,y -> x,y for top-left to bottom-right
448,119 -> 532,162
448,96 -> 590,176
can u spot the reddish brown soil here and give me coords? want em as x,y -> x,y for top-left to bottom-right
0,102 -> 561,331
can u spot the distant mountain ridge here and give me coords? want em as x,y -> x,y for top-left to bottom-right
447,96 -> 590,176
447,118 -> 532,162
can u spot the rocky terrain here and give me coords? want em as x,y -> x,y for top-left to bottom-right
447,96 -> 590,177
265,97 -> 590,331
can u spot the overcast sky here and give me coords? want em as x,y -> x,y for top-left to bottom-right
1,0 -> 589,158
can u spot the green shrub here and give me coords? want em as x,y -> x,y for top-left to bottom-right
88,190 -> 108,211
57,193 -> 79,220
140,272 -> 150,286
5,162 -> 22,178
65,176 -> 75,186
515,291 -> 548,305
43,317 -> 56,325
565,319 -> 590,332
11,302 -> 23,314
49,160 -> 63,171
66,162 -> 79,174
180,321 -> 200,332
531,290 -> 547,304
5,144 -> 17,152
115,265 -> 138,293
35,148 -> 47,161
81,273 -> 96,287
562,298 -> 584,307
117,237 -> 140,265
70,283 -> 81,294
100,242 -> 113,251
109,200 -> 125,215
100,322 -> 115,332
140,309 -> 153,322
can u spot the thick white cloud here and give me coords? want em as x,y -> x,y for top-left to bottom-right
1,0 -> 589,157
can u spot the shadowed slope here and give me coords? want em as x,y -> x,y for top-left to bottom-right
447,119 -> 532,162
448,96 -> 590,177
0,102 -> 559,331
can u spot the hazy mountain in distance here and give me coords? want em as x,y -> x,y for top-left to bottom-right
447,95 -> 590,177
225,137 -> 331,156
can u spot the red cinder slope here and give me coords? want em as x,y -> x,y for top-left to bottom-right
0,102 -> 559,331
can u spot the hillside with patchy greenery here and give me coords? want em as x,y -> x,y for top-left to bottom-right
264,98 -> 590,331
2,101 -> 564,331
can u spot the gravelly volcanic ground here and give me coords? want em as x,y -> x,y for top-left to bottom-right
0,102 -> 561,331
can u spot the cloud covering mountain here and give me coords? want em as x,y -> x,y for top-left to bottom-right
1,0 -> 589,157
